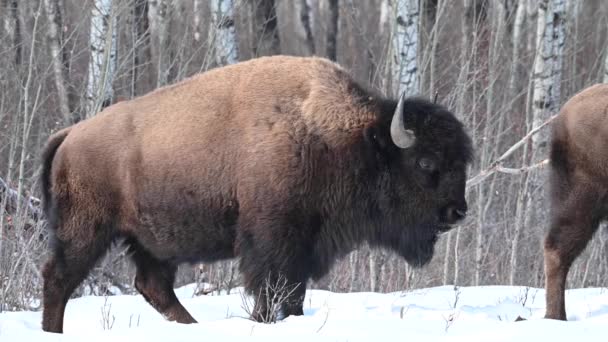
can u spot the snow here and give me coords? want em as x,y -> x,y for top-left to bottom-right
1,285 -> 607,341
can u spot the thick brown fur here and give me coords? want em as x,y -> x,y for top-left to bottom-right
544,83 -> 608,320
39,55 -> 472,333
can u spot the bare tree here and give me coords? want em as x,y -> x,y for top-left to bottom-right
2,0 -> 21,65
299,0 -> 315,55
511,0 -> 567,286
604,35 -> 608,83
148,0 -> 170,86
44,0 -> 72,124
322,0 -> 339,61
508,0 -> 527,99
209,0 -> 238,65
390,0 -> 420,96
531,0 -> 566,151
241,0 -> 281,58
87,0 -> 117,117
193,0 -> 203,43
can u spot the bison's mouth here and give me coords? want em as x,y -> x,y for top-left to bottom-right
435,224 -> 453,234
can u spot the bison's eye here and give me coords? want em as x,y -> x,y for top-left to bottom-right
418,158 -> 437,172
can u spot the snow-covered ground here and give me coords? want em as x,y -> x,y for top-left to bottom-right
1,284 -> 607,341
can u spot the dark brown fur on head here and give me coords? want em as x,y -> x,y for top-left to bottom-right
543,83 -> 608,321
38,55 -> 472,332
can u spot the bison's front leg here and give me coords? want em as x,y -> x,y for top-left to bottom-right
238,227 -> 310,323
247,272 -> 306,322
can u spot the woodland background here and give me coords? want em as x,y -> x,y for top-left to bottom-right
1,0 -> 607,312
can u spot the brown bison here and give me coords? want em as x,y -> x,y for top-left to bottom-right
39,55 -> 473,333
544,83 -> 608,320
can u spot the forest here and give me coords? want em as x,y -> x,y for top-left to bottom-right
1,0 -> 608,313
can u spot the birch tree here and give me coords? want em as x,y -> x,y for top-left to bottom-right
148,0 -> 170,86
87,0 -> 117,118
389,0 -> 420,97
508,0 -> 526,99
250,0 -> 281,56
323,0 -> 340,61
2,0 -> 21,65
603,43 -> 608,83
209,0 -> 238,65
193,0 -> 202,43
531,0 -> 566,148
370,0 -> 421,292
44,0 -> 72,124
511,0 -> 567,285
299,0 -> 315,55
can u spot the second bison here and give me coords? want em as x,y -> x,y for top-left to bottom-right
40,56 -> 473,333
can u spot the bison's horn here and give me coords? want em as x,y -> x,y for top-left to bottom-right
390,92 -> 416,149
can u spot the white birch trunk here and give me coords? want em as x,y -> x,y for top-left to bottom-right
87,0 -> 117,117
193,0 -> 202,43
44,0 -> 71,123
604,48 -> 608,83
296,0 -> 315,55
2,0 -> 21,65
369,249 -> 385,292
508,0 -> 526,98
148,0 -> 170,86
210,0 -> 238,65
526,0 -> 537,53
512,0 -> 567,286
531,0 -> 566,154
390,0 -> 420,96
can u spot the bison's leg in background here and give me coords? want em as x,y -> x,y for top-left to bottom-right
544,181 -> 603,320
42,219 -> 113,333
129,242 -> 197,324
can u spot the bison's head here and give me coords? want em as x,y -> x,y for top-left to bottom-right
365,93 -> 473,267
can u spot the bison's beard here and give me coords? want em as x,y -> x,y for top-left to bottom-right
396,223 -> 451,268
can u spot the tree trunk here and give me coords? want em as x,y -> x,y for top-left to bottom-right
87,0 -> 117,118
2,0 -> 22,65
193,0 -> 202,43
298,0 -> 315,55
604,48 -> 608,83
132,0 -> 151,96
512,0 -> 567,286
531,0 -> 565,146
253,0 -> 281,56
210,0 -> 238,65
390,0 -> 420,96
44,0 -> 72,124
325,0 -> 339,61
368,249 -> 385,292
508,0 -> 526,99
148,0 -> 170,87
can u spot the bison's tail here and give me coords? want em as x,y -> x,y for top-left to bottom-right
40,127 -> 71,229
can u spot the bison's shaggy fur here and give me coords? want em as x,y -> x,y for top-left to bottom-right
39,56 -> 472,333
544,83 -> 608,320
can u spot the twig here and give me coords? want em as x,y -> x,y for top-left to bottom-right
466,114 -> 558,188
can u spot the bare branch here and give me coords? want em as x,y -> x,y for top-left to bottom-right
466,114 -> 558,188
0,176 -> 41,221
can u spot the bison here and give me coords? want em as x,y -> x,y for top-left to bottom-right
39,55 -> 473,333
544,83 -> 608,320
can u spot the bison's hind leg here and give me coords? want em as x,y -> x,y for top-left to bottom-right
42,220 -> 114,333
127,241 -> 197,324
544,181 -> 603,320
